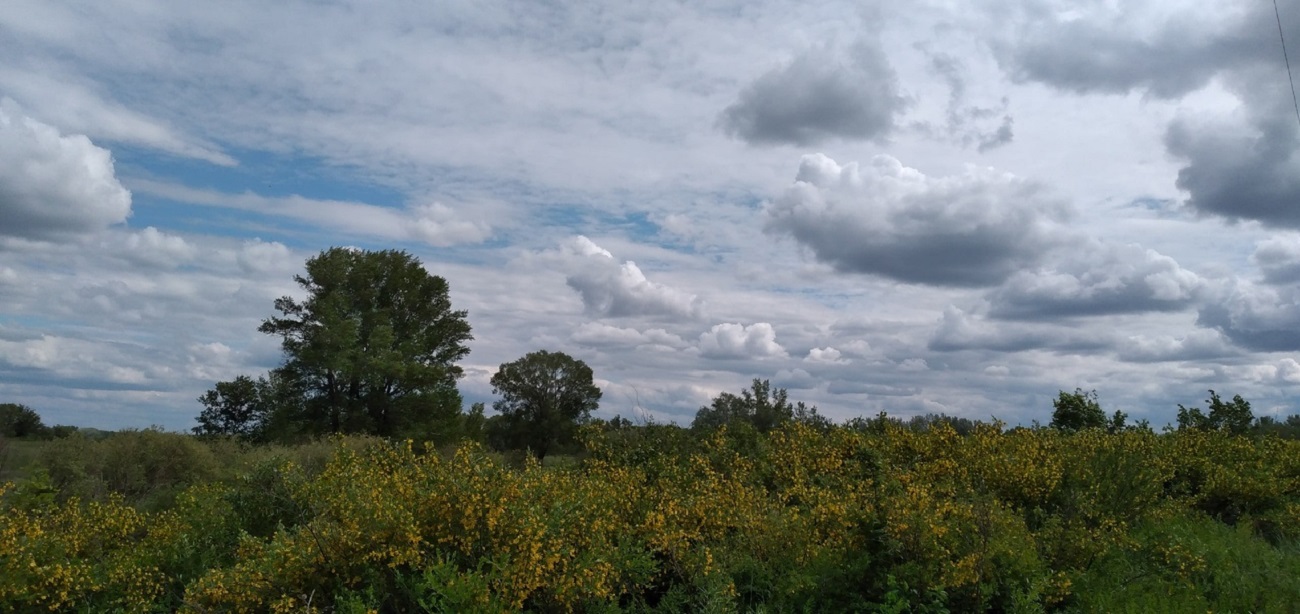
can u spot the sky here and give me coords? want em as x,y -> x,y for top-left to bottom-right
4,0 -> 1300,431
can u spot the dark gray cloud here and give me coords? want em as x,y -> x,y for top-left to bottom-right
997,8 -> 1269,98
990,3 -> 1300,229
988,241 -> 1204,319
766,153 -> 1069,287
0,100 -> 132,239
1166,110 -> 1300,228
719,42 -> 905,146
1197,280 -> 1300,351
1253,235 -> 1300,284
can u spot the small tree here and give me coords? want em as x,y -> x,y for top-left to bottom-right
1050,389 -> 1107,432
692,379 -> 827,433
194,375 -> 272,441
489,350 -> 602,461
1178,390 -> 1253,435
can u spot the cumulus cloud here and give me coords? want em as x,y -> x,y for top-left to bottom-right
119,227 -> 197,268
766,153 -> 1069,287
409,202 -> 492,247
561,236 -> 704,319
988,241 -> 1204,319
697,322 -> 786,359
237,239 -> 295,274
805,346 -> 849,364
719,42 -> 905,146
989,3 -> 1300,229
0,99 -> 131,239
1197,279 -> 1300,351
1253,235 -> 1300,284
1166,111 -> 1300,228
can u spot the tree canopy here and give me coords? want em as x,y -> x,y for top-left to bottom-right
1050,389 -> 1108,433
488,350 -> 601,460
0,403 -> 46,438
692,379 -> 829,433
199,248 -> 473,440
1177,390 -> 1254,435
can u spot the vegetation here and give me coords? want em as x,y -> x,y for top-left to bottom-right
487,350 -> 602,461
692,378 -> 830,433
198,248 -> 474,442
5,248 -> 1300,611
2,392 -> 1300,612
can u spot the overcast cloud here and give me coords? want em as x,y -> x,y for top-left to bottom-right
720,41 -> 906,146
3,0 -> 1300,430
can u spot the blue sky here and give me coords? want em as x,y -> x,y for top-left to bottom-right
3,0 -> 1300,430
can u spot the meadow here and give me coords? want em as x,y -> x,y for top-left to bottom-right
1,420 -> 1299,613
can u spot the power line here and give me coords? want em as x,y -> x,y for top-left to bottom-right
1275,0 -> 1300,130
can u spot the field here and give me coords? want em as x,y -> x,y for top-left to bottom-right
2,422 -> 1299,613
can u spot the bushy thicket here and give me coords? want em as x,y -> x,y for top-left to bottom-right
2,422 -> 1299,613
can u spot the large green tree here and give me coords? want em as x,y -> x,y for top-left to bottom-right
243,247 -> 472,438
488,350 -> 601,460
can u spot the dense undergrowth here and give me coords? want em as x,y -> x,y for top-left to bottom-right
2,422 -> 1299,613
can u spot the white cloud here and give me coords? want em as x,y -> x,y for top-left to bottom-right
127,179 -> 491,247
0,99 -> 131,238
120,227 -> 197,268
571,322 -> 688,350
1116,329 -> 1235,363
560,236 -> 704,319
0,68 -> 235,165
766,153 -> 1070,287
409,202 -> 492,247
237,239 -> 295,274
988,241 -> 1205,319
805,346 -> 849,364
697,322 -> 786,359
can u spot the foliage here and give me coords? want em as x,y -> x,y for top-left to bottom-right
0,403 -> 47,439
692,379 -> 829,433
1177,390 -> 1254,435
3,417 -> 1300,612
1050,389 -> 1107,432
193,374 -> 274,441
35,428 -> 222,511
489,350 -> 602,460
207,248 -> 474,441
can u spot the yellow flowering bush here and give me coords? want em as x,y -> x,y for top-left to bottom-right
1,425 -> 1297,612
